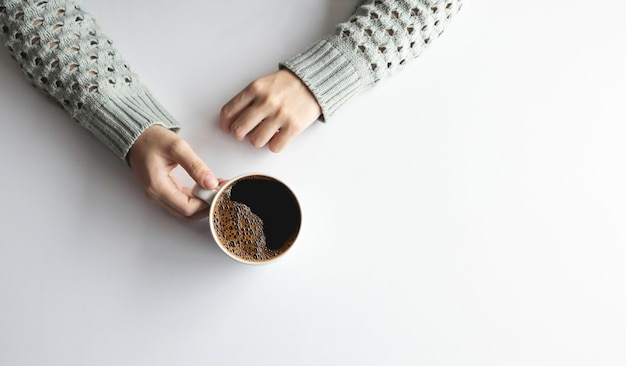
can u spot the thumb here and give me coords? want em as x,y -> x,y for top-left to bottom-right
169,140 -> 219,190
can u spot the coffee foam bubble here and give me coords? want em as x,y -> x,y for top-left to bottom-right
213,187 -> 282,262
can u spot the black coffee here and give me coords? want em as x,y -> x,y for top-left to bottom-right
212,175 -> 301,262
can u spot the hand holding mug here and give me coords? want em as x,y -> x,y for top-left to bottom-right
128,125 -> 223,221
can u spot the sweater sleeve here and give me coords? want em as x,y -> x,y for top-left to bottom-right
280,0 -> 463,120
0,0 -> 180,160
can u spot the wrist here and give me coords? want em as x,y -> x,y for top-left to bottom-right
128,125 -> 169,167
280,39 -> 363,120
278,69 -> 322,119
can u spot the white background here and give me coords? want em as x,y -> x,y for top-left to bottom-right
1,1 -> 625,365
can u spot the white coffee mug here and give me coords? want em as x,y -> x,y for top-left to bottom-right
192,173 -> 301,265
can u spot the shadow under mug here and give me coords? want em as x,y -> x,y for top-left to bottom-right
192,173 -> 302,265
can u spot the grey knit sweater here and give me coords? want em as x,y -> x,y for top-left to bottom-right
0,0 -> 463,160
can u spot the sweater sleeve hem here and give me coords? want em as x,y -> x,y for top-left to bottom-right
79,87 -> 181,161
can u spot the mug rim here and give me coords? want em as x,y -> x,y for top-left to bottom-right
208,172 -> 301,265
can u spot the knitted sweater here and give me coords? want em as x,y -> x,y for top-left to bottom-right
0,0 -> 463,160
282,0 -> 463,118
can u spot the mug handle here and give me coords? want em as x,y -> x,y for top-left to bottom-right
192,185 -> 218,204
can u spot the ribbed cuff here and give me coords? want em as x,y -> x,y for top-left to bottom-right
280,39 -> 363,120
79,86 -> 181,161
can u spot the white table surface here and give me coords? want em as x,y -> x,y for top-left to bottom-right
2,1 -> 625,365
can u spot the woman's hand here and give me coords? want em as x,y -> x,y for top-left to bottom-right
220,70 -> 322,152
128,125 -> 221,221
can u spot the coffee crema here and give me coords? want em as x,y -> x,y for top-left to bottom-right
211,175 -> 301,263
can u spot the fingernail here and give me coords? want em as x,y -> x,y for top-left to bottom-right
203,175 -> 219,189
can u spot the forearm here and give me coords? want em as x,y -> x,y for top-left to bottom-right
0,0 -> 180,160
281,0 -> 464,119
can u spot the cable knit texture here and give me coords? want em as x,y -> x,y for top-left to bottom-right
281,0 -> 463,120
0,0 -> 180,160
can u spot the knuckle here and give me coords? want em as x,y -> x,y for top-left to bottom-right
247,80 -> 263,94
179,206 -> 196,218
249,135 -> 264,148
166,138 -> 189,156
231,124 -> 248,140
269,98 -> 282,111
261,94 -> 281,110
220,104 -> 231,118
269,142 -> 282,153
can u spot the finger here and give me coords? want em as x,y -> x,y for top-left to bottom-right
170,172 -> 184,191
158,180 -> 209,218
248,118 -> 282,148
168,140 -> 219,189
181,186 -> 212,205
187,207 -> 210,221
220,87 -> 256,132
182,187 -> 211,221
229,101 -> 271,141
268,124 -> 300,153
158,198 -> 210,221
